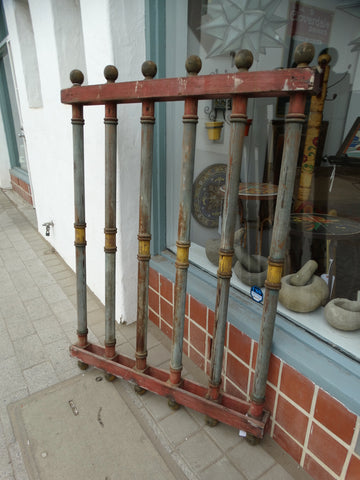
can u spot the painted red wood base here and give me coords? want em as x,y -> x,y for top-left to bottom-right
70,343 -> 269,438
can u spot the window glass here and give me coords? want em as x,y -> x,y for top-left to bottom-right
0,1 -> 8,41
165,0 -> 360,360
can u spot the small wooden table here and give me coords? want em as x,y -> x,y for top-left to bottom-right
220,183 -> 278,254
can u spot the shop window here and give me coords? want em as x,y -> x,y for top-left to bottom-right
164,0 -> 360,361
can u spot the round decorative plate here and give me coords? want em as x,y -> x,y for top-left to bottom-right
192,163 -> 227,228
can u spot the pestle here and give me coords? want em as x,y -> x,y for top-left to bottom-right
290,259 -> 318,286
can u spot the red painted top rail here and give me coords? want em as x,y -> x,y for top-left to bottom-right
61,67 -> 320,106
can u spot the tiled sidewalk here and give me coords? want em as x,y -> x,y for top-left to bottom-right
0,189 -> 313,480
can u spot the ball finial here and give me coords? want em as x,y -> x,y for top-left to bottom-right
141,61 -> 157,79
318,52 -> 331,68
234,50 -> 253,72
104,65 -> 118,83
70,69 -> 84,86
185,55 -> 202,76
294,42 -> 315,67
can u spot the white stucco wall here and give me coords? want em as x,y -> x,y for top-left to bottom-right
4,0 -> 146,324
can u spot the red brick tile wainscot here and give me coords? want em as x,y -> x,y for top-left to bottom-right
148,267 -> 360,480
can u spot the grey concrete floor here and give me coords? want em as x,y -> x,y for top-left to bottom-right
0,189 -> 314,480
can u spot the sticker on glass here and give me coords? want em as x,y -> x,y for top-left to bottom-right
250,286 -> 263,303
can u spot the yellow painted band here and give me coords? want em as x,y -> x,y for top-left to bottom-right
75,226 -> 85,244
105,233 -> 116,250
177,245 -> 189,264
218,254 -> 233,276
267,263 -> 283,285
138,239 -> 150,256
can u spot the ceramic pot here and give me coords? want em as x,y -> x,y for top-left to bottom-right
205,121 -> 223,141
324,298 -> 360,331
279,274 -> 329,313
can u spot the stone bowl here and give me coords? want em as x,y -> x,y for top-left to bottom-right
233,256 -> 268,287
279,274 -> 329,313
324,298 -> 360,331
205,238 -> 236,267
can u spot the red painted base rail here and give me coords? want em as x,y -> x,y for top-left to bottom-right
70,343 -> 269,438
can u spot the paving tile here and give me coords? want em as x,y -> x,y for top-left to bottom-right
23,361 -> 59,394
0,315 -> 6,333
87,297 -> 102,312
23,258 -> 46,274
258,464 -> 296,479
186,405 -> 207,426
14,334 -> 46,370
0,328 -> 15,362
8,442 -> 29,480
53,305 -> 77,325
114,330 -> 128,346
199,456 -> 246,480
0,265 -> 10,282
31,272 -> 56,288
17,248 -> 38,261
41,253 -> 61,264
56,365 -> 82,382
89,321 -> 105,339
3,257 -> 25,273
0,429 -> 14,480
44,261 -> 67,274
0,358 -> 26,396
23,296 -> 52,321
17,286 -> 42,302
0,295 -> 27,318
0,388 -> 29,444
52,269 -> 74,281
0,279 -> 16,299
87,329 -> 99,344
176,431 -> 222,473
7,317 -> 36,342
118,322 -> 137,340
39,284 -> 67,304
0,235 -> 12,250
140,391 -> 173,421
12,240 -> 32,252
61,322 -> 78,345
87,308 -> 104,326
43,338 -> 76,375
204,420 -> 242,452
57,277 -> 76,289
114,340 -> 135,358
227,440 -> 276,480
159,407 -> 200,446
33,317 -> 67,345
147,343 -> 171,367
